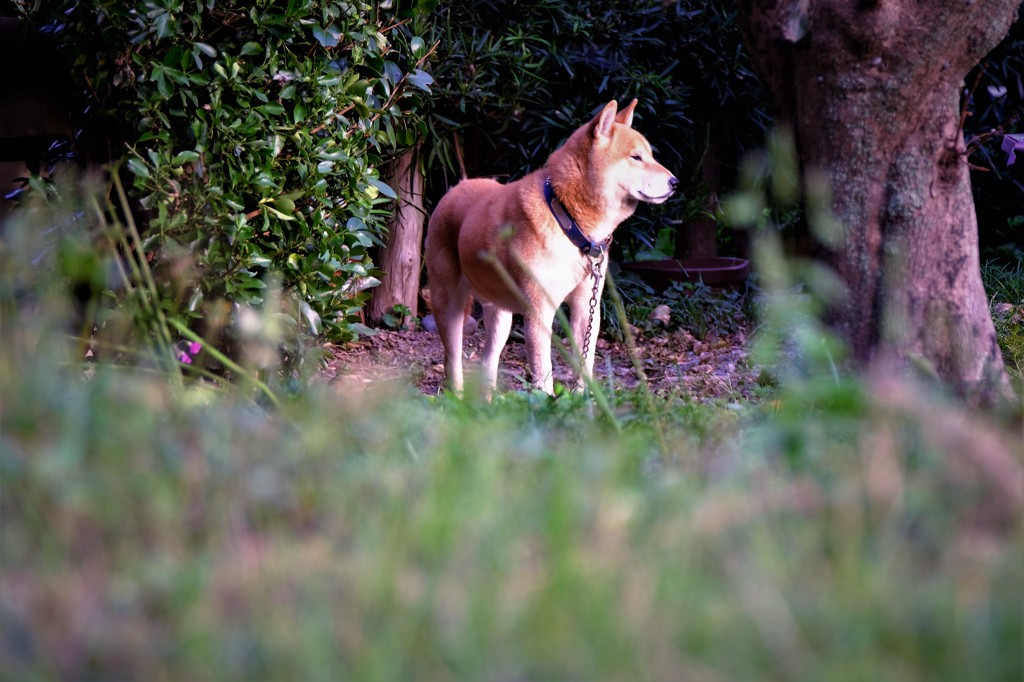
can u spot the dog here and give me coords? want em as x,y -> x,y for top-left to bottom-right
425,99 -> 678,395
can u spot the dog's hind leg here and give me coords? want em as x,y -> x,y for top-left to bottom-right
425,210 -> 472,394
480,302 -> 513,398
431,278 -> 472,394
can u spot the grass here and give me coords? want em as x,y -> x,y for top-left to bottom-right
1,294 -> 1022,681
983,259 -> 1024,385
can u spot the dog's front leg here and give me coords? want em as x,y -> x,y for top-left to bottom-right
523,308 -> 556,394
480,303 -> 513,399
567,272 -> 606,390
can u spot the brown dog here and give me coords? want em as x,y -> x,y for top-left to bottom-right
425,100 -> 678,395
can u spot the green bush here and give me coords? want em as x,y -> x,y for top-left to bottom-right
18,0 -> 434,343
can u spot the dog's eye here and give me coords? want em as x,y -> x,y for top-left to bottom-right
631,153 -> 643,161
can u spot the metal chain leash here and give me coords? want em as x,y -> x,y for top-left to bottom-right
580,249 -> 606,367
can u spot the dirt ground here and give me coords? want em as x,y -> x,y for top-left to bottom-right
319,321 -> 764,401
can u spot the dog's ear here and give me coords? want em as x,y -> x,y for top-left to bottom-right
592,100 -> 619,143
615,99 -> 637,128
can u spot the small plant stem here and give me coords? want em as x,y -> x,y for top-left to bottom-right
89,167 -> 182,389
604,270 -> 670,458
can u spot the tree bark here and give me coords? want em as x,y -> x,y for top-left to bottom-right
738,0 -> 1020,404
678,138 -> 720,260
368,144 -> 425,327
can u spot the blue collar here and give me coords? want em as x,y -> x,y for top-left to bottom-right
543,176 -> 611,257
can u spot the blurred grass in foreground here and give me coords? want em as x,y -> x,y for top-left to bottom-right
2,275 -> 1022,681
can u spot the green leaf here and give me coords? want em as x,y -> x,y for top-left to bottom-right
259,103 -> 286,116
368,178 -> 397,200
157,74 -> 174,98
173,151 -> 201,164
317,149 -> 349,162
346,79 -> 370,96
28,175 -> 48,196
195,42 -> 218,58
383,61 -> 402,85
153,12 -> 173,40
264,205 -> 296,221
270,196 -> 296,213
187,289 -> 204,312
127,157 -> 151,179
299,300 -> 322,334
342,262 -> 368,277
312,24 -> 341,48
353,275 -> 380,292
239,278 -> 267,290
407,69 -> 433,92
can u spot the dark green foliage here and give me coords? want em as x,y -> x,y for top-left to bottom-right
965,17 -> 1024,262
18,0 -> 433,343
611,270 -> 747,340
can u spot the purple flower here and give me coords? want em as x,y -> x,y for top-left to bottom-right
177,338 -> 203,366
1002,134 -> 1024,167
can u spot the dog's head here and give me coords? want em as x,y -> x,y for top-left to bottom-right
588,99 -> 678,205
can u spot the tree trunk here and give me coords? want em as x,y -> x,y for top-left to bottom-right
368,144 -> 424,327
678,138 -> 720,260
738,0 -> 1019,404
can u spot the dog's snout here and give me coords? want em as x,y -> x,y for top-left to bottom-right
669,176 -> 679,192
